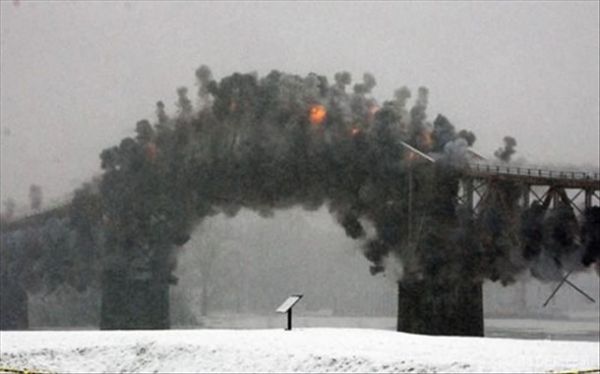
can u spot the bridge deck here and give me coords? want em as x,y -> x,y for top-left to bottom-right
464,163 -> 600,190
2,163 -> 599,234
1,204 -> 69,233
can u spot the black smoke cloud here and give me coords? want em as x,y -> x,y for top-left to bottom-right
1,66 -> 598,298
95,66 -> 598,286
494,136 -> 517,162
581,207 -> 600,267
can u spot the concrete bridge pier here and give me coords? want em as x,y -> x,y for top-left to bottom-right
100,269 -> 170,330
0,274 -> 28,330
397,278 -> 484,336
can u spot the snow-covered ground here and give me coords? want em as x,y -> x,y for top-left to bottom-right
1,328 -> 598,373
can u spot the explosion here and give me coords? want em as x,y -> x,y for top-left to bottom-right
1,65 -> 598,312
309,104 -> 327,125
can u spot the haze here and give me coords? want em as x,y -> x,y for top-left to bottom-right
1,1 -> 598,207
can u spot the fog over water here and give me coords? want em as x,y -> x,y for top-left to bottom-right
1,1 -> 598,208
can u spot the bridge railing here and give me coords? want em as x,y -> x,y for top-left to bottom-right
466,162 -> 600,182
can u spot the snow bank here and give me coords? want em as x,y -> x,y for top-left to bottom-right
1,328 -> 598,373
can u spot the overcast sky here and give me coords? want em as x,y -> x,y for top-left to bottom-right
1,1 -> 598,208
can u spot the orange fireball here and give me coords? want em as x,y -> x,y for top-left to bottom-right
309,104 -> 327,125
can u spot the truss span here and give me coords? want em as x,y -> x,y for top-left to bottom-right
464,162 -> 600,190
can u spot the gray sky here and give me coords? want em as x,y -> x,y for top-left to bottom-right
1,1 -> 598,208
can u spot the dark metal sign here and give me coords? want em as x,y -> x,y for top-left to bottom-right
276,294 -> 303,330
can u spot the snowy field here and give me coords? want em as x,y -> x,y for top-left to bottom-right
191,314 -> 600,342
1,328 -> 599,373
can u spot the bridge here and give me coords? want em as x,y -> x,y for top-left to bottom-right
3,163 -> 598,236
0,203 -> 70,233
399,141 -> 600,211
1,159 -> 599,332
395,149 -> 599,335
460,162 -> 600,214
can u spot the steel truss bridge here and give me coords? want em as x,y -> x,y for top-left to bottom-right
460,162 -> 600,214
2,162 -> 599,233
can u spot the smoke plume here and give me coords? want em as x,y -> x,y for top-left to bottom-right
1,66 -> 598,300
494,136 -> 517,162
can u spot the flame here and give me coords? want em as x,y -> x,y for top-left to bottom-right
351,127 -> 361,136
309,105 -> 327,125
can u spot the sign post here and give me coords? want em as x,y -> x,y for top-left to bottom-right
276,294 -> 303,331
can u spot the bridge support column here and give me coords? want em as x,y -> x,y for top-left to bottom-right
0,274 -> 28,330
522,184 -> 530,208
100,269 -> 170,330
585,189 -> 593,209
397,277 -> 483,336
463,178 -> 474,210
